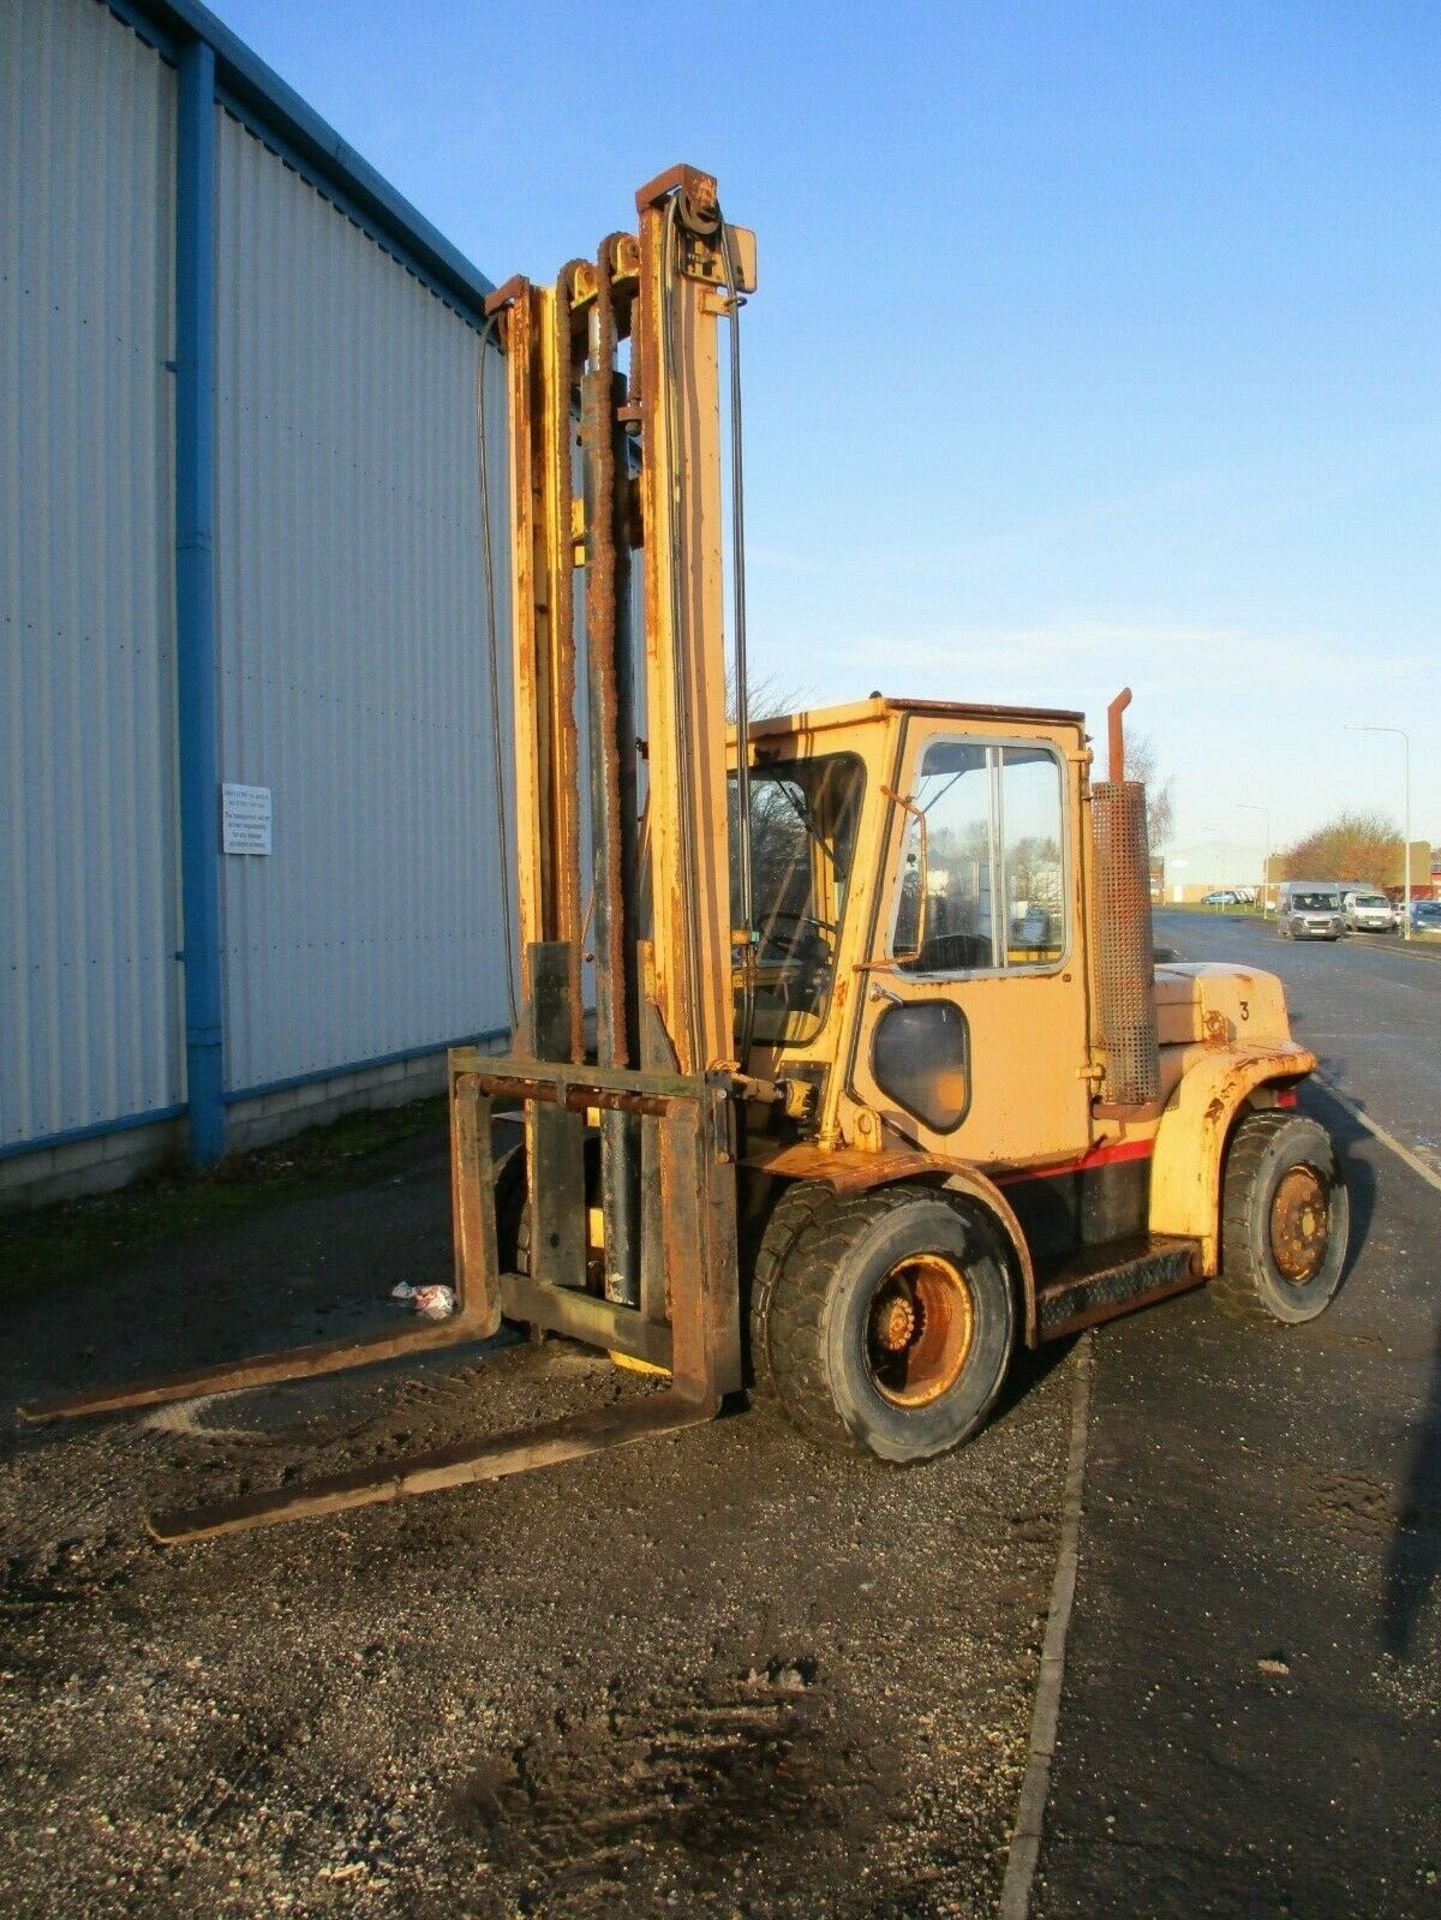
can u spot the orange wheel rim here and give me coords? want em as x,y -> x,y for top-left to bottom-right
1269,1165 -> 1329,1282
865,1252 -> 976,1408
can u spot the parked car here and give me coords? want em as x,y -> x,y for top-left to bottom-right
1200,889 -> 1241,907
1409,900 -> 1441,933
1276,881 -> 1345,941
1342,890 -> 1399,933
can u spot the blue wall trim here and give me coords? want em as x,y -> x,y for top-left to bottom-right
0,1030 -> 509,1164
222,1031 -> 510,1107
213,87 -> 484,333
0,1106 -> 187,1164
102,0 -> 177,58
0,1031 -> 510,1165
175,38 -> 225,1168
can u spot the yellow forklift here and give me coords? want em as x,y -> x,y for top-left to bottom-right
23,167 -> 1347,1540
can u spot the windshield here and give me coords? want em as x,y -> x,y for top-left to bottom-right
892,740 -> 1066,971
1355,895 -> 1388,909
1294,892 -> 1340,911
731,752 -> 865,1046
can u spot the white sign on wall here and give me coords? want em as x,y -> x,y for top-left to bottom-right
221,783 -> 273,855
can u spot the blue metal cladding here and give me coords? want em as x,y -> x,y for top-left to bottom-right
0,0 -> 184,1153
174,36 -> 225,1164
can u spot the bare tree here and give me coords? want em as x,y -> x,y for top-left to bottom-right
1125,731 -> 1176,852
726,666 -> 812,726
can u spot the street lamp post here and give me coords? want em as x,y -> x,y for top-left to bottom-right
1202,826 -> 1226,901
1345,724 -> 1412,941
1236,803 -> 1271,916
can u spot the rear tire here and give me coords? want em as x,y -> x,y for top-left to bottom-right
753,1184 -> 1016,1462
1211,1111 -> 1348,1324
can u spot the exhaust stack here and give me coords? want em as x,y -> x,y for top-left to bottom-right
1092,689 -> 1160,1111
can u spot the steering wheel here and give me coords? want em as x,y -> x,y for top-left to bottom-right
757,908 -> 836,949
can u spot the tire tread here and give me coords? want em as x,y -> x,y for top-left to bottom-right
1212,1109 -> 1325,1323
759,1184 -> 958,1455
747,1179 -> 838,1403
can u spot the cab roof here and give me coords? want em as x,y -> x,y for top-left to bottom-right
742,694 -> 1087,741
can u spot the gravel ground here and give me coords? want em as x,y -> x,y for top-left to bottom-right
1,1127 -> 1074,1920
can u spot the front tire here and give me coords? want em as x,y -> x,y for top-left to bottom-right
753,1184 -> 1016,1462
1211,1111 -> 1348,1324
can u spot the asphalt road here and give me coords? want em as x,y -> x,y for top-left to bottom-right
1033,913 -> 1441,1917
1152,910 -> 1441,1177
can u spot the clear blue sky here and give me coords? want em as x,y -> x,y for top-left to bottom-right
219,0 -> 1441,857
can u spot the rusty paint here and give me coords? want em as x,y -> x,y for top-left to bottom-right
635,162 -> 717,216
1106,686 -> 1132,782
989,1136 -> 1154,1187
583,236 -> 630,1069
482,273 -> 528,318
548,273 -> 585,1061
478,1074 -> 673,1119
746,1141 -> 953,1192
1269,1164 -> 1329,1281
1149,1043 -> 1318,1270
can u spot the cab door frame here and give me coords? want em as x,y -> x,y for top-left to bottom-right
838,712 -> 1095,1171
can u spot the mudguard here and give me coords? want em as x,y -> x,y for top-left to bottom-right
1148,1043 -> 1317,1271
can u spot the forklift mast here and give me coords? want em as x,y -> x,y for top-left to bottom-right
483,165 -> 756,1313
17,168 -> 761,1544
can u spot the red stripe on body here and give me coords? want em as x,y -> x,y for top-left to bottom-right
992,1136 -> 1154,1187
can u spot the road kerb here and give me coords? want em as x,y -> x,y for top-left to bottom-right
999,1334 -> 1093,1920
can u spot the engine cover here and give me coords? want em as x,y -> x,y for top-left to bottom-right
1154,962 -> 1292,1049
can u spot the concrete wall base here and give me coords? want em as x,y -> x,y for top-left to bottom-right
0,1118 -> 187,1214
0,1038 -> 508,1215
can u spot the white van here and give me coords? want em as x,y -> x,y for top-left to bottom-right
1276,881 -> 1345,941
1342,889 -> 1398,933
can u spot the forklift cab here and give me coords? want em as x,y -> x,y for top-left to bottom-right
734,697 -> 1095,1172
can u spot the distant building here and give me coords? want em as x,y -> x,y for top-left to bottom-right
1161,841 -> 1264,904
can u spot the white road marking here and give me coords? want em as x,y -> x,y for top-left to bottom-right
1314,1073 -> 1441,1197
1000,1335 -> 1092,1920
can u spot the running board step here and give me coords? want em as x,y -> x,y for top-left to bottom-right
1035,1234 -> 1200,1341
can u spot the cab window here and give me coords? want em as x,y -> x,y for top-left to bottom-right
892,740 -> 1066,972
730,752 -> 865,1044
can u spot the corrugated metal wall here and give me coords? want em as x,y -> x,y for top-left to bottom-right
0,0 -> 182,1149
213,110 -> 514,1094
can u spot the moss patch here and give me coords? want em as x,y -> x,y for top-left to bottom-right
0,1097 -> 447,1304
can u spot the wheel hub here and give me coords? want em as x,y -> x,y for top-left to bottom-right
865,1253 -> 975,1409
873,1293 -> 919,1352
1269,1165 -> 1329,1282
